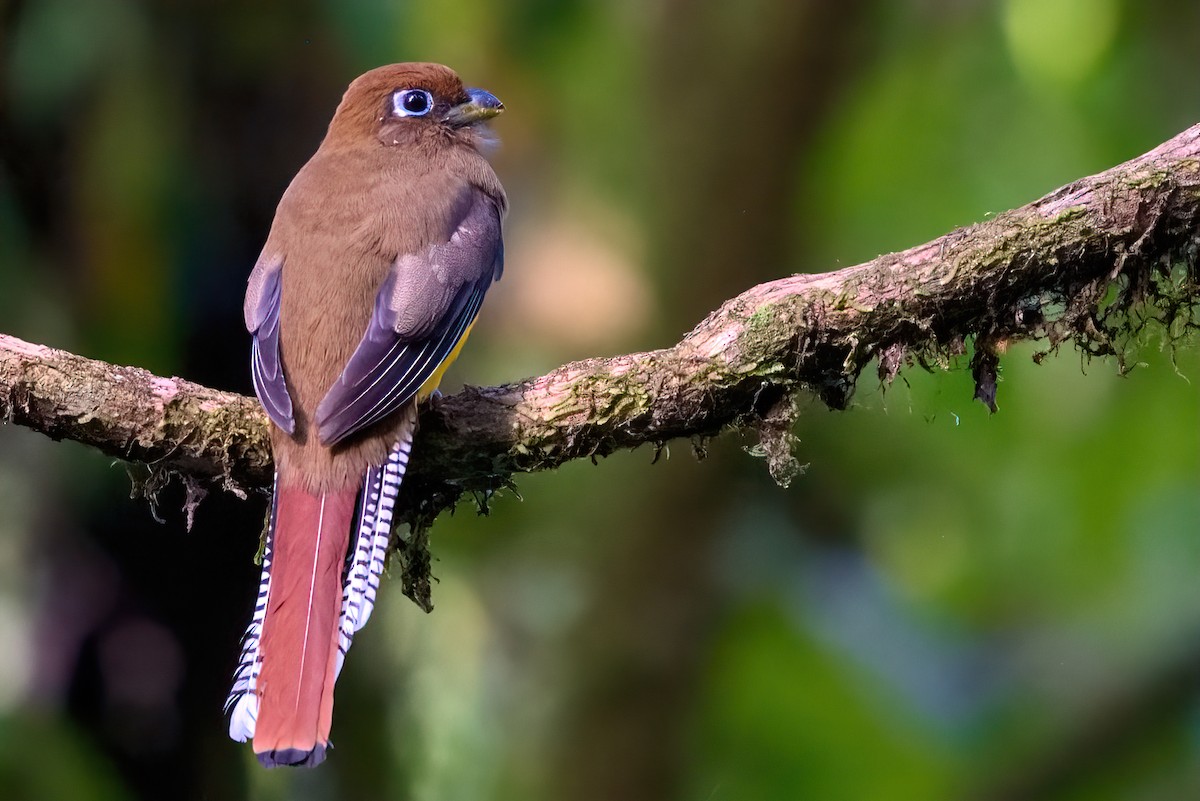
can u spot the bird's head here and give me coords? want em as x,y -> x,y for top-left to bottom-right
325,62 -> 504,152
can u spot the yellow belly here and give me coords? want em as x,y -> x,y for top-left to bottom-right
416,321 -> 476,401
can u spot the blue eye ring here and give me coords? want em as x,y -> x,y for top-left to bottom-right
393,89 -> 433,118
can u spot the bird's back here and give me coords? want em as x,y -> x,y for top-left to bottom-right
265,144 -> 469,490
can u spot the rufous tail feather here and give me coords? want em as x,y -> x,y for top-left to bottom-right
250,486 -> 357,768
227,429 -> 415,767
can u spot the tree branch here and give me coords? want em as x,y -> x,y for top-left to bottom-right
3,123 -> 1199,540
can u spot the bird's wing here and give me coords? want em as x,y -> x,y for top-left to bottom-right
245,254 -> 295,433
314,188 -> 504,446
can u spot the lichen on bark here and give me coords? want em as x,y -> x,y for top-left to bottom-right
2,123 -> 1199,607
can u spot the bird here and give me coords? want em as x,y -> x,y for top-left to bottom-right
224,63 -> 506,768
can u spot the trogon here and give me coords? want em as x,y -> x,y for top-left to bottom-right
224,63 -> 506,768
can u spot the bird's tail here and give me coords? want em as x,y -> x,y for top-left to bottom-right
226,431 -> 415,768
227,483 -> 357,768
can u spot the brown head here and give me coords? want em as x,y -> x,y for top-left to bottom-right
322,62 -> 503,151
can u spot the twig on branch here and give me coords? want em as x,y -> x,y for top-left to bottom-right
3,124 -> 1199,524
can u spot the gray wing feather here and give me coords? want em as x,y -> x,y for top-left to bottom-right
315,189 -> 504,446
245,256 -> 295,433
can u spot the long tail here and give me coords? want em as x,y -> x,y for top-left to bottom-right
226,432 -> 414,768
253,485 -> 357,767
224,479 -> 357,768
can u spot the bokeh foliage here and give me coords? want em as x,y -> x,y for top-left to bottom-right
1,1 -> 1198,799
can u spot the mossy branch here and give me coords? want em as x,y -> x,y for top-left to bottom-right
3,123 -> 1199,591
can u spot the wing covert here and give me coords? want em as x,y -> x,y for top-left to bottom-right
246,256 -> 295,434
315,189 -> 504,446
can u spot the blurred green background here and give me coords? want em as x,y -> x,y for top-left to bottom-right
1,1 -> 1199,799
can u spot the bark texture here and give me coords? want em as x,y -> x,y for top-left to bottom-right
2,123 -> 1199,572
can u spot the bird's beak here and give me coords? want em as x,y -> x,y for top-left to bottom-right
444,88 -> 504,127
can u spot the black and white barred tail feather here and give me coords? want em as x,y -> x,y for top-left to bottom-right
226,433 -> 412,741
363,436 -> 410,622
335,464 -> 382,677
335,432 -> 413,677
226,474 -> 279,742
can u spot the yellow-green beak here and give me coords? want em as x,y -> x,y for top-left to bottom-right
444,88 -> 504,127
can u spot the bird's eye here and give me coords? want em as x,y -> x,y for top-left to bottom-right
393,89 -> 433,118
